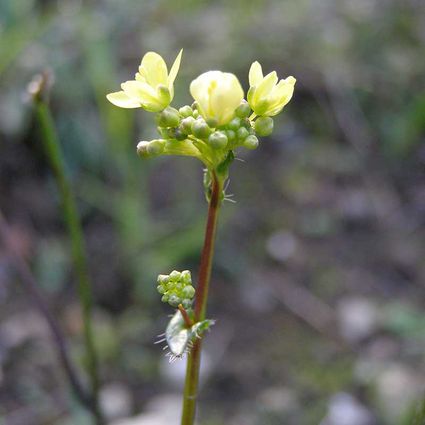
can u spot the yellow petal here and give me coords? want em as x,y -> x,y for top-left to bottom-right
209,73 -> 244,125
168,49 -> 183,89
266,78 -> 296,116
139,52 -> 168,87
121,80 -> 158,103
249,61 -> 263,87
106,91 -> 141,108
255,71 -> 278,101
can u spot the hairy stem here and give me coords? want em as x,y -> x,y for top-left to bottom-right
34,101 -> 102,424
181,171 -> 222,425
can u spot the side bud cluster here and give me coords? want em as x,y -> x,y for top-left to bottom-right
157,270 -> 195,309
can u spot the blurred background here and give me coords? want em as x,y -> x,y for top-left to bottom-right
0,0 -> 424,424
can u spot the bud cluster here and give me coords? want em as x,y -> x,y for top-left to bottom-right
157,270 -> 195,309
137,101 -> 275,162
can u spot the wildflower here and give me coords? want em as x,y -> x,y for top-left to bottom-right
107,49 -> 183,112
190,71 -> 244,126
247,61 -> 296,117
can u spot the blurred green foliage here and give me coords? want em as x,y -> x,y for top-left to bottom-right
0,0 -> 424,424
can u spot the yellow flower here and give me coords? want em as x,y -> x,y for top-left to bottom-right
107,49 -> 183,112
190,71 -> 244,126
247,61 -> 296,117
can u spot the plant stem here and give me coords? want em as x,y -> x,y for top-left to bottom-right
181,171 -> 222,425
0,210 -> 94,412
34,101 -> 102,424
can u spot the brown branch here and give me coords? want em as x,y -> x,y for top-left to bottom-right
0,209 -> 96,414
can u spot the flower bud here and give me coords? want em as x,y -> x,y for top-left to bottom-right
169,270 -> 182,281
236,127 -> 249,141
208,131 -> 228,149
168,295 -> 181,307
181,270 -> 192,284
174,129 -> 186,141
180,116 -> 196,135
254,116 -> 274,136
182,299 -> 192,309
146,140 -> 165,156
156,107 -> 180,128
226,130 -> 236,142
157,285 -> 166,294
157,274 -> 169,284
179,105 -> 193,117
137,141 -> 150,158
192,119 -> 212,139
243,135 -> 259,150
235,100 -> 251,119
228,117 -> 241,131
182,285 -> 195,299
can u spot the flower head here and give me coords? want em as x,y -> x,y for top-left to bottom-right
107,49 -> 183,112
190,71 -> 244,126
247,61 -> 296,117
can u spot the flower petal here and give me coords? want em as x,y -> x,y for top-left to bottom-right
121,80 -> 158,103
249,61 -> 263,87
168,49 -> 183,88
139,52 -> 168,87
255,71 -> 278,100
106,91 -> 141,108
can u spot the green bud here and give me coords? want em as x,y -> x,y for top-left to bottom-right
208,131 -> 228,149
206,117 -> 218,128
169,270 -> 181,281
182,299 -> 192,309
192,110 -> 199,118
226,130 -> 236,142
136,141 -> 149,158
168,295 -> 181,307
182,285 -> 195,299
146,140 -> 165,156
157,285 -> 166,294
254,116 -> 274,137
156,107 -> 180,128
174,129 -> 186,141
237,127 -> 249,141
180,116 -> 196,135
161,294 -> 169,303
228,117 -> 241,131
181,270 -> 192,284
157,274 -> 169,284
235,100 -> 251,119
243,135 -> 259,150
192,119 -> 212,139
179,105 -> 193,118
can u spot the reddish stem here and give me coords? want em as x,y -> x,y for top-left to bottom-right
181,172 -> 222,425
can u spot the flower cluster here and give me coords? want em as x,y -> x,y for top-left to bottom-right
107,50 -> 296,171
157,270 -> 195,309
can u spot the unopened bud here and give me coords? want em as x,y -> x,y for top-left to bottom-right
208,131 -> 228,149
235,100 -> 251,119
180,116 -> 196,135
243,135 -> 259,150
179,105 -> 193,118
146,140 -> 165,156
236,127 -> 249,141
137,141 -> 150,158
156,107 -> 180,128
228,117 -> 241,131
254,116 -> 274,136
192,119 -> 212,139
